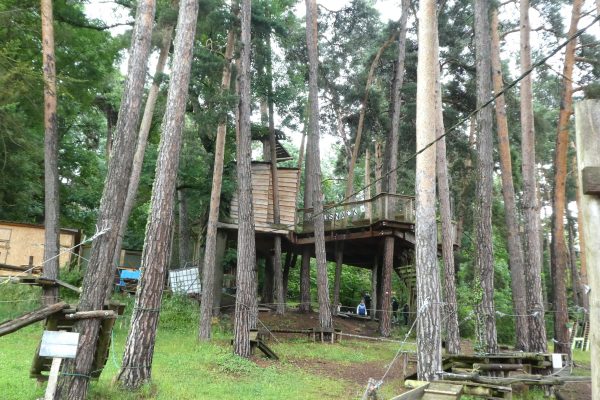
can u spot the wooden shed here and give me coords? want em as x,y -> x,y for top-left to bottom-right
0,221 -> 81,273
227,162 -> 300,232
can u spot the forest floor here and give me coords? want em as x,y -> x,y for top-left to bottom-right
0,288 -> 592,399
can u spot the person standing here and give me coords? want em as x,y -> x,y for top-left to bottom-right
392,297 -> 400,323
357,299 -> 367,316
364,292 -> 371,314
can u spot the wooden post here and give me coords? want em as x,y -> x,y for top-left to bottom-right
45,357 -> 62,400
371,255 -> 379,320
574,100 -> 600,399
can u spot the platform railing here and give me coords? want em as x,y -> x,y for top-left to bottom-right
296,193 -> 416,233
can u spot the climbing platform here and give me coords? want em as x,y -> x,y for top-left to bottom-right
30,301 -> 125,382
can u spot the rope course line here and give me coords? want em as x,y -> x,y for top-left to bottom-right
227,12 -> 600,240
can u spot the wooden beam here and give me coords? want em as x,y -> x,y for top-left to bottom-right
575,100 -> 600,399
581,166 -> 600,195
0,302 -> 68,337
64,310 -> 117,320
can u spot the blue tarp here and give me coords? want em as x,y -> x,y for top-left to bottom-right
119,269 -> 140,286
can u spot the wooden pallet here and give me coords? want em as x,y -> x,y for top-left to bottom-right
30,301 -> 125,382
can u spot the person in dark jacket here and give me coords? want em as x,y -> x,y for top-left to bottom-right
392,297 -> 400,322
402,303 -> 409,325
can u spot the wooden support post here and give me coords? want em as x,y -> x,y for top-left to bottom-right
44,357 -> 62,400
574,100 -> 600,399
212,230 -> 227,316
371,255 -> 379,320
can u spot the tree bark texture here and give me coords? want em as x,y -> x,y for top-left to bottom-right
233,0 -> 257,358
117,0 -> 199,388
110,20 -> 175,299
474,0 -> 498,355
371,257 -> 378,321
306,0 -> 333,331
380,236 -> 393,336
299,248 -> 312,312
198,27 -> 235,340
490,9 -> 529,352
299,111 -> 312,314
567,215 -> 581,307
178,188 -> 192,267
333,243 -> 343,314
56,2 -> 156,398
41,0 -> 60,306
520,0 -> 547,353
551,0 -> 582,357
415,0 -> 442,381
434,33 -> 460,355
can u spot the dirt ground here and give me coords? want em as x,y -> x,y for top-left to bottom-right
253,309 -> 592,399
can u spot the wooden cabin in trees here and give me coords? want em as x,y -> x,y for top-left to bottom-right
0,221 -> 81,276
216,132 -> 457,316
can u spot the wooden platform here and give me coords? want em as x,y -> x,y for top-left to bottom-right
30,301 -> 125,382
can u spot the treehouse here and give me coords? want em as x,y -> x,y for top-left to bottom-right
216,130 -> 457,315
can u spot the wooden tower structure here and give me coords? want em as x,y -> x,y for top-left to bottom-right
216,132 -> 457,316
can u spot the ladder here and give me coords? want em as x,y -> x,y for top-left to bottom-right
582,320 -> 590,351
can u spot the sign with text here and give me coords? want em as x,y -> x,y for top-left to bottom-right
40,331 -> 80,359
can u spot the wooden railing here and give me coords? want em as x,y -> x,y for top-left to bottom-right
296,193 -> 416,233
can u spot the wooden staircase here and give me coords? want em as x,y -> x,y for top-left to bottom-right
571,319 -> 590,351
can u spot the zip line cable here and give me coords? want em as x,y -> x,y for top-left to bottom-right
250,12 -> 600,237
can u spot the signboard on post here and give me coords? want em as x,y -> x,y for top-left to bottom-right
40,330 -> 80,400
40,331 -> 80,359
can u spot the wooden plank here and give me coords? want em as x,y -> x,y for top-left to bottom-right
44,357 -> 62,400
389,382 -> 430,400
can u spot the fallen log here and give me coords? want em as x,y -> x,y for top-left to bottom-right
64,310 -> 117,320
473,363 -> 527,371
0,302 -> 68,337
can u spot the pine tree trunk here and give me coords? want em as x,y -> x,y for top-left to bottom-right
41,0 -> 60,306
415,0 -> 442,381
266,35 -> 284,315
520,0 -> 547,353
474,0 -> 498,355
299,110 -> 313,314
333,243 -> 343,315
117,0 -> 199,388
233,0 -> 257,358
379,0 -> 409,338
110,19 -> 175,299
371,257 -> 378,321
434,31 -> 460,355
306,0 -> 332,332
56,1 -> 157,398
198,27 -> 236,340
380,236 -> 393,336
551,0 -> 582,357
490,8 -> 529,352
178,188 -> 192,267
567,215 -> 581,307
